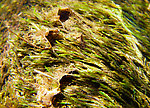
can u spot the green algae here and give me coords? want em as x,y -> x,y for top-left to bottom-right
0,0 -> 150,107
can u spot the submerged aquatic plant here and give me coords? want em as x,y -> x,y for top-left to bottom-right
0,0 -> 150,107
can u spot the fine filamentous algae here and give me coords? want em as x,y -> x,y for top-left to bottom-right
0,0 -> 150,107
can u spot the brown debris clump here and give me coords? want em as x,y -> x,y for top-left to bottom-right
45,29 -> 63,46
58,7 -> 71,22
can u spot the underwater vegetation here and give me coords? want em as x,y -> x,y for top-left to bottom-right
0,0 -> 150,107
